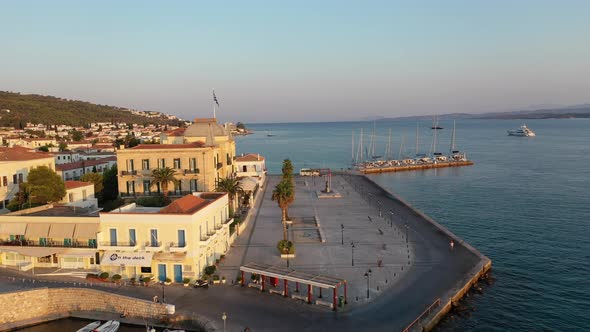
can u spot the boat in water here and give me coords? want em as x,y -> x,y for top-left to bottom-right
77,321 -> 101,332
507,124 -> 536,137
92,320 -> 120,332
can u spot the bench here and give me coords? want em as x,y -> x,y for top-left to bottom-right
248,283 -> 263,291
291,294 -> 307,301
315,299 -> 334,309
269,288 -> 284,296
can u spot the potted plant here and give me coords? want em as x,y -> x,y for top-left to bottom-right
130,277 -> 136,285
142,276 -> 152,287
183,278 -> 191,287
99,272 -> 109,281
212,274 -> 220,284
164,277 -> 172,286
204,265 -> 216,276
221,276 -> 226,284
277,240 -> 295,258
111,274 -> 122,284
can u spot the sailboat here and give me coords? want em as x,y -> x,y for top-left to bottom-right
370,122 -> 382,160
266,131 -> 274,137
431,115 -> 443,130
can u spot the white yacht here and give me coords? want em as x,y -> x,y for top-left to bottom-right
508,124 -> 536,137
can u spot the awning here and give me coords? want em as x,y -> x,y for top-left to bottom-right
0,246 -> 68,257
153,253 -> 186,262
100,251 -> 153,266
58,249 -> 97,258
73,223 -> 99,239
48,224 -> 75,238
25,223 -> 51,238
0,223 -> 27,235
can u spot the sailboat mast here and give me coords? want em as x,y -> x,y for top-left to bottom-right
358,128 -> 364,162
386,128 -> 392,160
415,122 -> 419,156
450,120 -> 456,154
352,130 -> 355,163
398,135 -> 405,160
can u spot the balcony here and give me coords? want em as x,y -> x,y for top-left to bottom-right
216,162 -> 223,170
144,241 -> 163,252
98,241 -> 138,250
214,223 -> 223,230
199,235 -> 212,246
226,159 -> 232,165
1,239 -> 97,249
183,169 -> 200,175
121,170 -> 138,176
169,242 -> 187,253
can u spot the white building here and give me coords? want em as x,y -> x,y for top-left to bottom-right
60,181 -> 98,209
234,153 -> 266,185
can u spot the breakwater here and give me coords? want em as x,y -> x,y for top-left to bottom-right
359,174 -> 492,331
359,160 -> 474,174
0,288 -> 212,332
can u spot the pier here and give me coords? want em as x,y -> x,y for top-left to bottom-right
359,160 -> 474,174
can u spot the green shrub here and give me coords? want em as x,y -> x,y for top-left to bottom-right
112,274 -> 121,281
183,278 -> 191,284
204,265 -> 216,275
99,272 -> 109,279
136,196 -> 166,207
142,277 -> 152,283
130,277 -> 136,283
212,274 -> 220,281
277,240 -> 295,254
165,277 -> 171,283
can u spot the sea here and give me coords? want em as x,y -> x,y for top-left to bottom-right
236,119 -> 590,331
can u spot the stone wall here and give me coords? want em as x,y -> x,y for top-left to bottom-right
0,288 -> 174,332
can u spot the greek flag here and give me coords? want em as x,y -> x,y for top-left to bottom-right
213,90 -> 220,107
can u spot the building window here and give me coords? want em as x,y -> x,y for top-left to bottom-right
82,190 -> 87,201
178,230 -> 186,247
2,176 -> 7,186
13,174 -> 17,184
142,159 -> 150,170
150,229 -> 158,246
189,158 -> 197,170
173,158 -> 181,169
175,181 -> 182,194
143,180 -> 151,194
129,229 -> 136,246
127,159 -> 135,171
109,228 -> 117,246
158,158 -> 165,168
190,179 -> 197,192
68,193 -> 74,202
126,181 -> 136,194
141,266 -> 152,273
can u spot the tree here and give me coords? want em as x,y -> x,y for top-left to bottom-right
71,130 -> 83,141
58,141 -> 68,151
150,167 -> 178,202
25,166 -> 66,204
80,172 -> 104,196
38,145 -> 49,152
216,176 -> 243,216
236,122 -> 246,130
272,180 -> 294,241
102,165 -> 119,201
282,159 -> 294,183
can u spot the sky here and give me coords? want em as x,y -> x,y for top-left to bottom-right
1,0 -> 590,123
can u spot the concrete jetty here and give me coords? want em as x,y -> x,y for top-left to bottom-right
359,160 -> 474,174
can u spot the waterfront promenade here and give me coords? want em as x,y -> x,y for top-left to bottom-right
0,174 -> 489,331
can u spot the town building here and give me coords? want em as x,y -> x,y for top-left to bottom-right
97,193 -> 233,282
0,147 -> 56,212
235,153 -> 266,185
60,181 -> 98,209
117,118 -> 236,196
55,157 -> 116,181
0,205 -> 100,270
6,137 -> 57,149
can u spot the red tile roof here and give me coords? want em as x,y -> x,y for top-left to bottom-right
158,195 -> 210,214
165,128 -> 186,136
128,142 -> 205,150
0,146 -> 54,162
65,181 -> 93,190
235,153 -> 265,162
56,159 -> 112,171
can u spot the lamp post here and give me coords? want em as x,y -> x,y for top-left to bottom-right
341,224 -> 344,245
364,269 -> 372,299
389,210 -> 394,227
351,242 -> 355,266
377,201 -> 382,217
404,223 -> 409,243
161,284 -> 166,304
222,312 -> 227,332
284,247 -> 290,268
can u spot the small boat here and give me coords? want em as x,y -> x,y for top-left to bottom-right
431,126 -> 443,130
507,124 -> 536,137
77,321 -> 101,332
266,131 -> 274,137
93,320 -> 120,332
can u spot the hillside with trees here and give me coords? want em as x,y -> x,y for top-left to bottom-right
0,91 -> 182,127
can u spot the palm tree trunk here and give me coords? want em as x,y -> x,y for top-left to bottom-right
282,208 -> 287,241
162,182 -> 169,202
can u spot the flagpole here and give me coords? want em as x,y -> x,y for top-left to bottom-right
213,88 -> 217,119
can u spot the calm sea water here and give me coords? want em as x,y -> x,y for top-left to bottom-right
237,119 -> 590,331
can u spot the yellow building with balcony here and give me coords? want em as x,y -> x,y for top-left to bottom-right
97,193 -> 232,282
116,118 -> 236,197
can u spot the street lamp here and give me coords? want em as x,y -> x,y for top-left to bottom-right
377,201 -> 382,217
364,269 -> 372,299
341,224 -> 344,245
161,284 -> 166,304
404,223 -> 409,243
222,312 -> 227,332
351,242 -> 355,266
284,247 -> 290,268
389,210 -> 394,227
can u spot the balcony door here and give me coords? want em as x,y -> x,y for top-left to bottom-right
129,229 -> 136,246
150,229 -> 158,247
109,229 -> 117,246
178,230 -> 186,247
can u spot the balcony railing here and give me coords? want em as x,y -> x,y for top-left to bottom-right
145,241 -> 162,248
206,229 -> 216,236
200,235 -> 210,242
184,169 -> 200,175
214,223 -> 223,230
99,241 -> 136,247
121,170 -> 137,176
169,242 -> 186,248
1,240 -> 97,249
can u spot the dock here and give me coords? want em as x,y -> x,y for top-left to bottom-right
359,160 -> 474,174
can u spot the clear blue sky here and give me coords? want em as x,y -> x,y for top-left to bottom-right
1,0 -> 589,123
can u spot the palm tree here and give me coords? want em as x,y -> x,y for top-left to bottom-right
151,167 -> 178,202
216,176 -> 243,216
272,180 -> 294,241
282,159 -> 294,183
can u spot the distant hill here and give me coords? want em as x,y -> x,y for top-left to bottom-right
0,91 -> 181,127
382,105 -> 590,121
